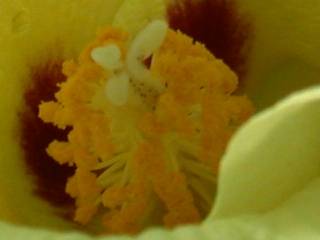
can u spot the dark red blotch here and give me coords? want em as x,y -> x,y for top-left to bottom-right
19,60 -> 74,209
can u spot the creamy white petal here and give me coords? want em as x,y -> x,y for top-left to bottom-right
213,86 -> 320,218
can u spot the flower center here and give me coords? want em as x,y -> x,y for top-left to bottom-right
38,20 -> 253,234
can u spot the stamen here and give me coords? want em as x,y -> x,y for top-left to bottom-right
97,158 -> 126,183
189,177 -> 214,208
94,153 -> 129,170
97,172 -> 122,188
181,156 -> 217,183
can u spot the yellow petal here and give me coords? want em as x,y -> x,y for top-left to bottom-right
0,0 -> 124,231
113,0 -> 166,35
238,0 -> 320,109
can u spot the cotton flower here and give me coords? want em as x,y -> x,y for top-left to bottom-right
1,0 -> 320,239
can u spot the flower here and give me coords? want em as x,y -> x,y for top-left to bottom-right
0,0 -> 320,239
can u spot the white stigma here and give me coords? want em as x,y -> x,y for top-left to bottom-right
106,72 -> 130,106
90,20 -> 168,107
91,44 -> 129,106
91,44 -> 123,71
126,19 -> 168,92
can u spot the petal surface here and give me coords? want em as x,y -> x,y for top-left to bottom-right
237,0 -> 320,109
213,86 -> 320,218
113,0 -> 166,35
